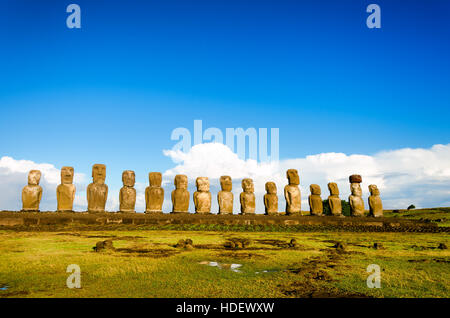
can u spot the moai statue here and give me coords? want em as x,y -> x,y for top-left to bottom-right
284,169 -> 301,214
348,174 -> 364,217
87,164 -> 108,213
57,166 -> 76,212
194,177 -> 211,214
308,184 -> 323,216
218,176 -> 233,214
22,170 -> 43,212
119,170 -> 136,213
240,178 -> 255,214
327,182 -> 342,216
264,182 -> 278,215
145,172 -> 164,213
368,184 -> 383,217
171,174 -> 189,213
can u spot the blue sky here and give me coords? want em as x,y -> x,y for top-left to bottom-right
0,0 -> 449,205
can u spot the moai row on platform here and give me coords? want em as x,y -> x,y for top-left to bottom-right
20,166 -> 383,217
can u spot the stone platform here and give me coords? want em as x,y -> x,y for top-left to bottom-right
0,211 -> 444,232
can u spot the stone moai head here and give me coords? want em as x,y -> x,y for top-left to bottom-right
149,172 -> 162,187
61,166 -> 74,184
28,170 -> 41,185
328,182 -> 339,195
220,176 -> 232,192
369,184 -> 380,196
265,182 -> 277,194
196,177 -> 210,192
242,178 -> 254,193
175,174 -> 188,190
122,170 -> 135,187
287,169 -> 300,185
92,164 -> 106,184
349,174 -> 362,196
350,183 -> 362,196
310,184 -> 321,195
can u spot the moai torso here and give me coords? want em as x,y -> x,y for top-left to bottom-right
57,166 -> 76,212
284,169 -> 301,214
87,164 -> 108,213
146,172 -> 164,213
308,184 -> 323,216
194,177 -> 211,214
172,175 -> 189,213
264,182 -> 278,215
240,178 -> 255,214
368,184 -> 383,217
22,170 -> 42,212
348,175 -> 364,216
218,176 -> 233,214
119,170 -> 136,213
327,182 -> 342,216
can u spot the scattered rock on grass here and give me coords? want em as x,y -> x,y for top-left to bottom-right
289,239 -> 299,248
93,239 -> 115,252
438,243 -> 447,250
224,238 -> 252,249
175,239 -> 194,249
373,242 -> 383,249
333,242 -> 346,251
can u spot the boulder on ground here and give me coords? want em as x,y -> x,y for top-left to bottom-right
93,239 -> 115,252
438,243 -> 447,250
289,238 -> 299,248
333,242 -> 346,250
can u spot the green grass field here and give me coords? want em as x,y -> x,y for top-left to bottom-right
383,207 -> 450,227
0,224 -> 449,298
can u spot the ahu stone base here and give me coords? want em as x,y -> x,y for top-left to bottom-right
0,211 -> 443,232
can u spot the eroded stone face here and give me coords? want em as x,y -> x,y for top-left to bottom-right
240,178 -> 255,214
122,170 -> 135,187
220,176 -> 232,192
309,184 -> 323,216
266,182 -> 277,194
146,172 -> 164,213
57,166 -> 76,212
28,170 -> 41,185
310,184 -> 321,195
369,184 -> 380,196
264,182 -> 278,215
349,182 -> 364,217
284,169 -> 301,214
218,176 -> 233,214
287,169 -> 300,185
196,177 -> 210,192
22,170 -> 42,212
175,174 -> 188,190
242,178 -> 254,193
327,182 -> 342,216
149,172 -> 162,187
87,164 -> 108,213
172,174 -> 189,213
92,164 -> 106,184
368,184 -> 383,217
119,170 -> 136,213
328,182 -> 339,195
194,177 -> 211,214
61,166 -> 74,184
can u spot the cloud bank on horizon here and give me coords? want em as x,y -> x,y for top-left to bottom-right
1,143 -> 449,212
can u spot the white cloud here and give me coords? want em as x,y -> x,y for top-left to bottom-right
0,157 -> 86,211
1,143 -> 449,212
162,143 -> 450,211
